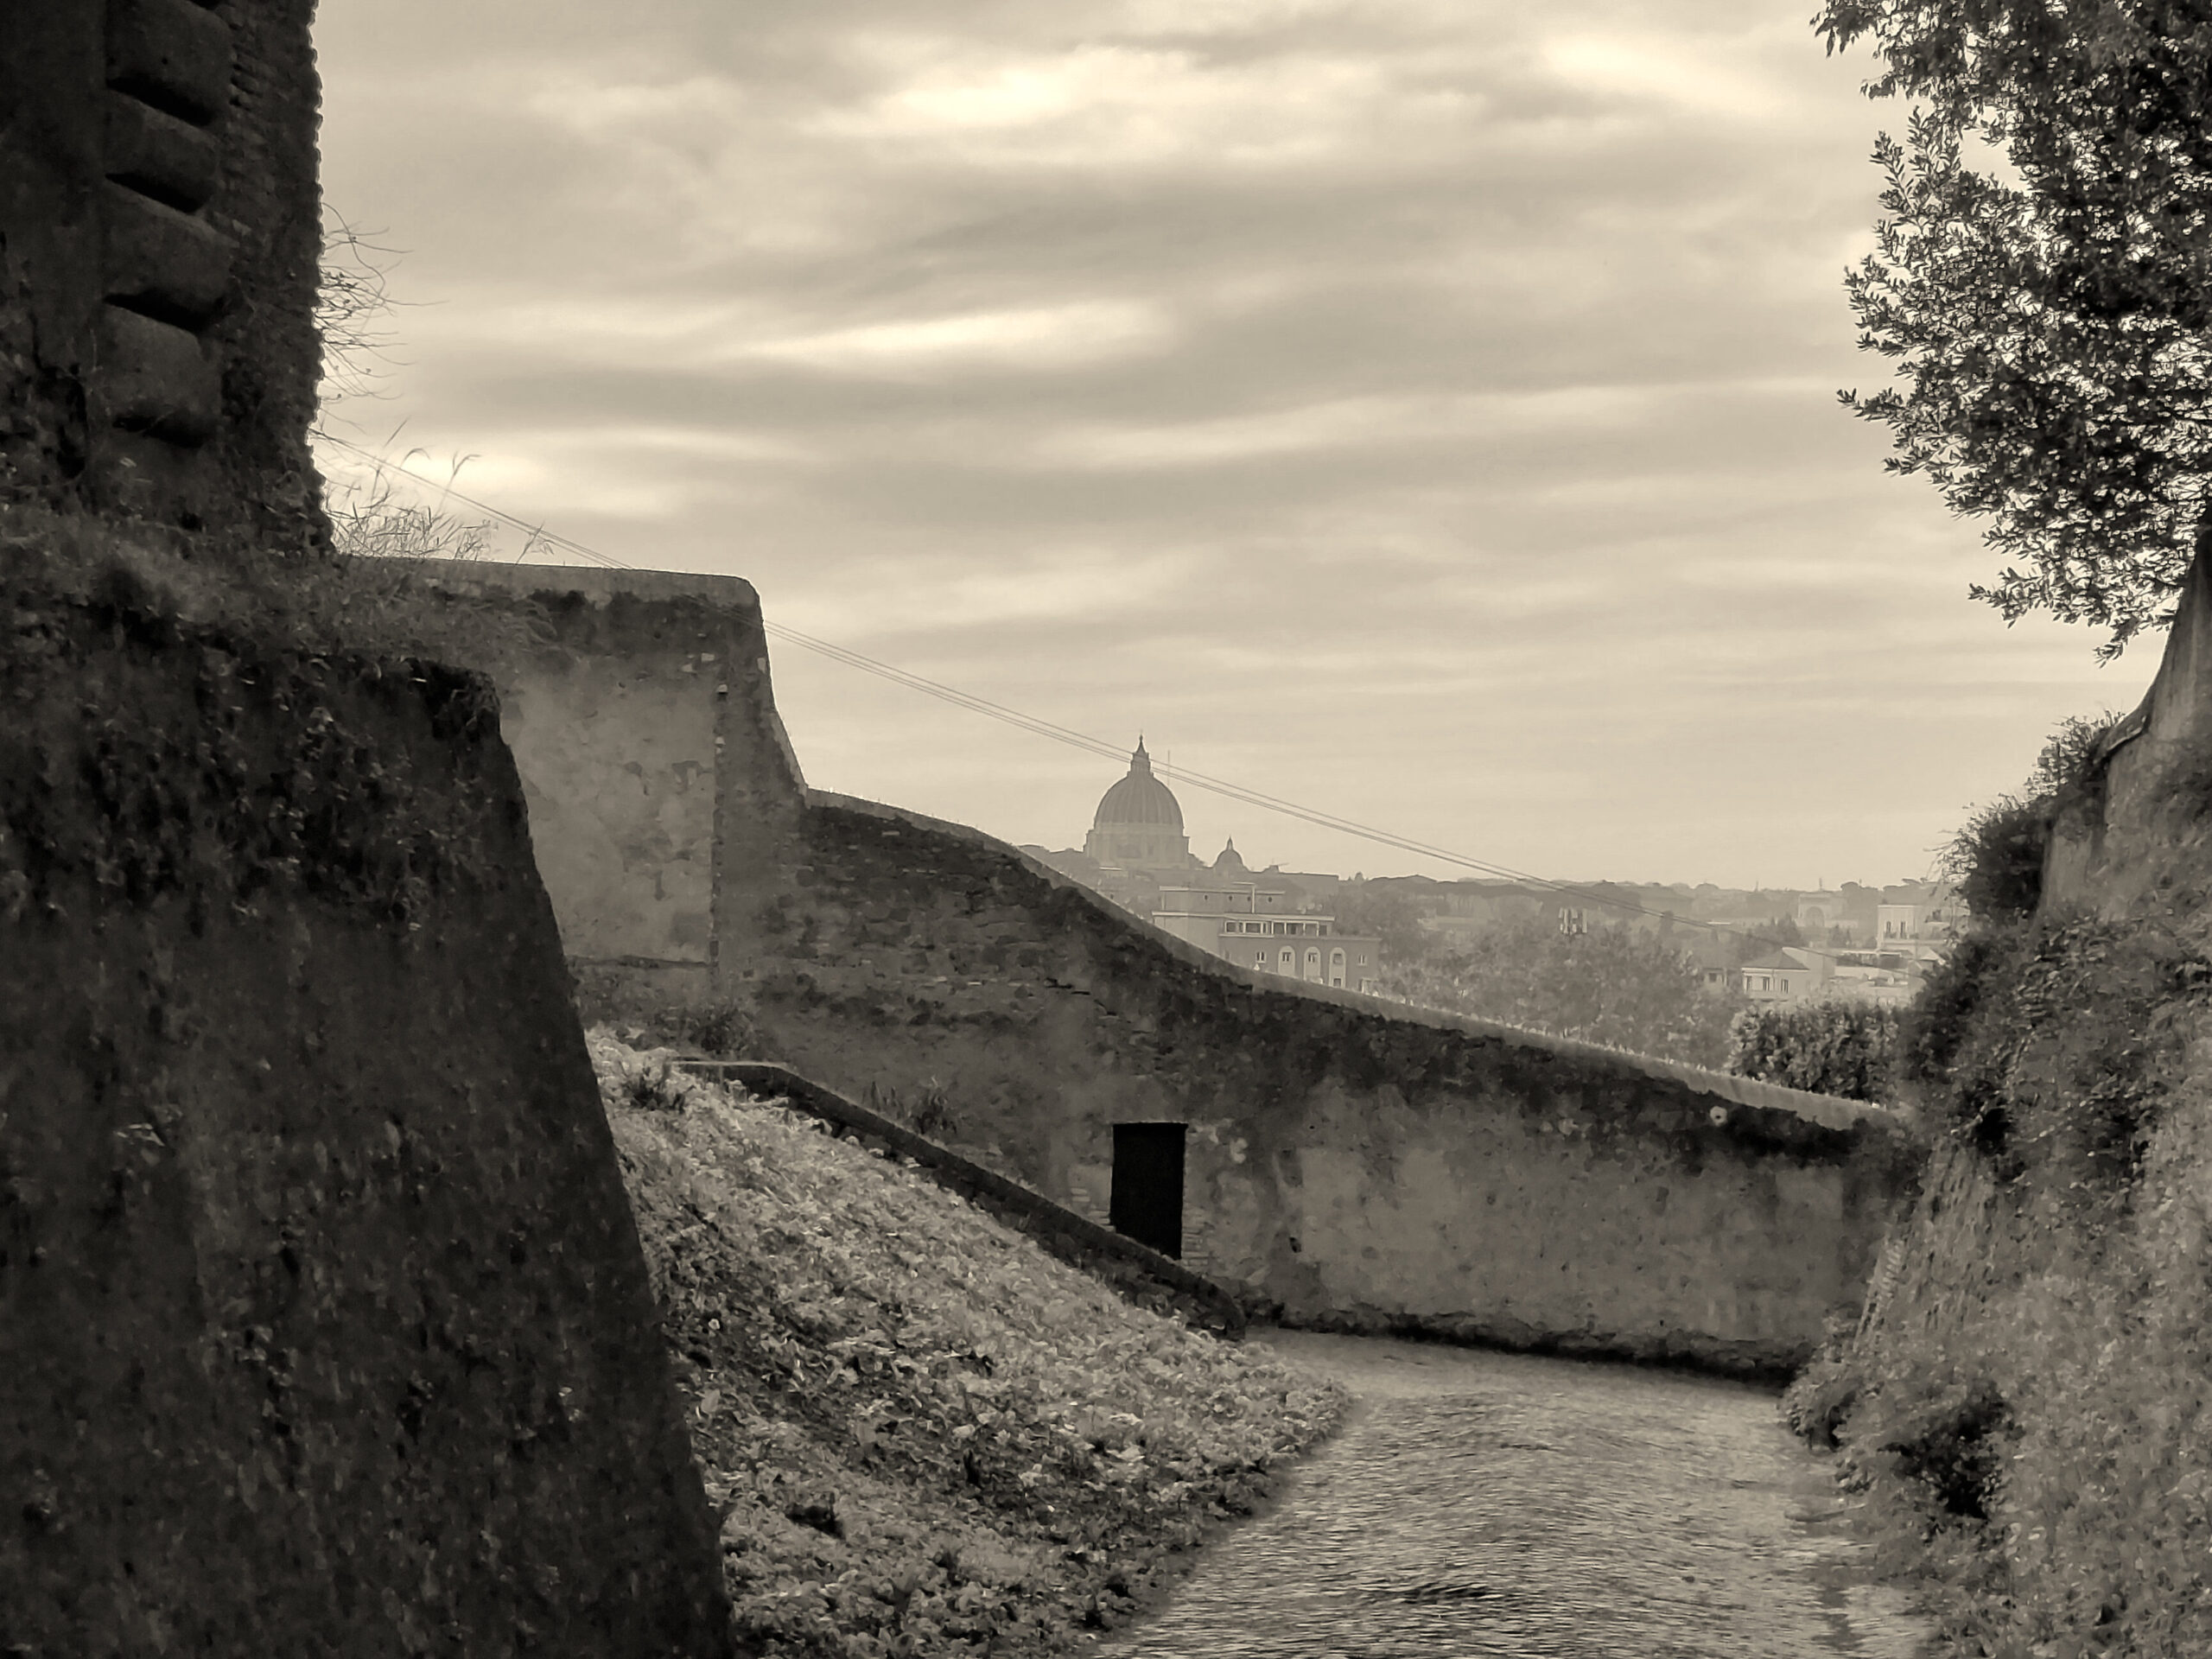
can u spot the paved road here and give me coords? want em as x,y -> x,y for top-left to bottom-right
1102,1332 -> 1933,1659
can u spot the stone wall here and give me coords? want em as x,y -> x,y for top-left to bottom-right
741,795 -> 1914,1376
0,0 -> 325,546
3,15 -> 736,1647
0,588 -> 732,1655
402,562 -> 807,1001
430,562 -> 1916,1376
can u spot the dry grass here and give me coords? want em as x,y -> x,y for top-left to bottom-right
590,1033 -> 1346,1657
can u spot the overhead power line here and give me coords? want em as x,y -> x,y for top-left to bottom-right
315,435 -> 1853,958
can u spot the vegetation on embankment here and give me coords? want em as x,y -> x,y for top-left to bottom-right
1783,904 -> 2212,1656
589,1033 -> 1347,1659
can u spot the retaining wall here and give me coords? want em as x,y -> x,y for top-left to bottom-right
681,1061 -> 1246,1335
743,794 -> 1916,1375
0,592 -> 732,1656
427,561 -> 1916,1376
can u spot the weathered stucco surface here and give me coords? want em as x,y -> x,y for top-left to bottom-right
405,562 -> 806,990
743,795 -> 1913,1375
445,563 -> 1916,1376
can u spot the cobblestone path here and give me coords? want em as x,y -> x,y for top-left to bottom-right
1101,1332 -> 1932,1659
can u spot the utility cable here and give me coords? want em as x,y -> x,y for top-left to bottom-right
317,435 -> 1878,959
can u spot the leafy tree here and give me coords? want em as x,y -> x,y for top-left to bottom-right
1818,0 -> 2212,652
1329,884 -> 1442,966
1728,1001 -> 1900,1102
1390,915 -> 1743,1067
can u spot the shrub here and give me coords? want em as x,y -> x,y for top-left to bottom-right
1897,912 -> 2208,1199
1947,793 -> 2053,921
868,1077 -> 959,1141
1781,1314 -> 1866,1450
1726,1001 -> 1898,1101
674,1000 -> 766,1061
1843,1367 -> 2016,1529
1943,712 -> 2113,922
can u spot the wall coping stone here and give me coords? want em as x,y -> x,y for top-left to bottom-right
402,558 -> 765,615
806,789 -> 1909,1137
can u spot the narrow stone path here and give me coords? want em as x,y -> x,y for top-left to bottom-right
1100,1332 -> 1933,1659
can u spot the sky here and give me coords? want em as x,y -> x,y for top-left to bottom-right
309,0 -> 2155,891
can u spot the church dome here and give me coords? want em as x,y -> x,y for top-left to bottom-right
1091,740 -> 1184,831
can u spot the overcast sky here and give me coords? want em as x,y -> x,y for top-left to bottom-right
312,0 -> 2150,890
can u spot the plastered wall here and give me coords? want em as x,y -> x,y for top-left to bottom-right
406,563 -> 806,995
450,563 -> 1916,1376
742,795 -> 1914,1375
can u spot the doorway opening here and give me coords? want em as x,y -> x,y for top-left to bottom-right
1109,1122 -> 1186,1259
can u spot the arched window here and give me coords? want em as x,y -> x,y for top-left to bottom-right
1279,947 -> 1294,971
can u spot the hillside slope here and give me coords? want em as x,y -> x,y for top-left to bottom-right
589,1034 -> 1347,1658
1784,912 -> 2212,1656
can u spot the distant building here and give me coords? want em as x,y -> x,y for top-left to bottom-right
1084,739 -> 1192,875
1795,887 -> 1866,944
1739,949 -> 1825,1004
1819,951 -> 1917,1007
1877,882 -> 1960,968
1152,876 -> 1381,994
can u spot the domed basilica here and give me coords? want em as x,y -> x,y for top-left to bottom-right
1021,742 -> 1381,991
1082,739 -> 1191,874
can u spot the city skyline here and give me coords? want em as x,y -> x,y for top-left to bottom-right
314,0 -> 2153,888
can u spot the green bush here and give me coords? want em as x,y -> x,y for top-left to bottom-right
1943,713 -> 2113,923
1897,913 -> 2208,1199
1726,1001 -> 1898,1101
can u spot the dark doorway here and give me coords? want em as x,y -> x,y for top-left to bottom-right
1109,1122 -> 1185,1259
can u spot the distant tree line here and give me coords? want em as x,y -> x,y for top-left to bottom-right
1383,914 -> 1743,1070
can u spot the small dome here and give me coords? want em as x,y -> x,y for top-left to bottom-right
1092,740 -> 1184,831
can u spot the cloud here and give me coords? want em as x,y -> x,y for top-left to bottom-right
744,300 -> 1176,373
308,0 -> 2142,886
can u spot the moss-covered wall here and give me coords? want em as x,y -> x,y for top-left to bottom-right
0,592 -> 732,1656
